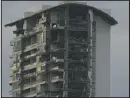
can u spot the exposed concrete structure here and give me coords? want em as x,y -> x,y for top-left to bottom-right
5,2 -> 117,97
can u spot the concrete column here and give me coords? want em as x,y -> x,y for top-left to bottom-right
63,5 -> 69,97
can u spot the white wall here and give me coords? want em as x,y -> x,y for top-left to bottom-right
94,14 -> 111,97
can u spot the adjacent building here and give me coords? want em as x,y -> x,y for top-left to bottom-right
5,2 -> 117,97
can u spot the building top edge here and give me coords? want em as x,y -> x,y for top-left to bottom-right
4,3 -> 118,27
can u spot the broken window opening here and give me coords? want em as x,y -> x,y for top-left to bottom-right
39,54 -> 49,62
57,11 -> 65,26
26,16 -> 39,30
69,5 -> 88,21
69,31 -> 88,42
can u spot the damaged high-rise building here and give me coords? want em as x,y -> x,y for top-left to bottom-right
5,2 -> 118,97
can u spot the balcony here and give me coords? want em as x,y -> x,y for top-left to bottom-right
50,66 -> 64,72
24,63 -> 36,71
24,53 -> 37,59
24,26 -> 43,37
24,43 -> 38,52
51,76 -> 63,83
24,62 -> 46,71
24,81 -> 36,87
23,91 -> 37,97
12,88 -> 20,92
23,72 -> 36,78
9,80 -> 19,85
23,83 -> 36,90
37,80 -> 48,85
24,43 -> 46,53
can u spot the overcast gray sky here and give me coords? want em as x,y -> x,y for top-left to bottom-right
2,1 -> 129,97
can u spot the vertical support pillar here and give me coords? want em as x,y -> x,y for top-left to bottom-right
63,5 -> 69,97
87,10 -> 93,97
45,20 -> 51,97
91,21 -> 96,97
88,9 -> 96,97
19,38 -> 24,97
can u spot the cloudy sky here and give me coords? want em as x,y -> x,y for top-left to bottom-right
2,1 -> 129,97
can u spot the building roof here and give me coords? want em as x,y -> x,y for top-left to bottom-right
4,3 -> 118,27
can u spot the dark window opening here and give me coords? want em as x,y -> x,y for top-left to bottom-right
57,11 -> 65,26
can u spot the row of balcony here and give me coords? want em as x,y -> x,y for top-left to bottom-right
10,59 -> 63,75
23,65 -> 86,76
10,18 -> 88,47
10,57 -> 87,77
23,67 -> 64,78
10,24 -> 43,48
50,48 -> 88,53
10,63 -> 88,83
23,42 -> 46,53
10,39 -> 87,59
10,43 -> 46,64
11,78 -> 89,97
50,19 -> 88,30
24,87 -> 91,97
10,75 -> 63,91
68,39 -> 88,45
50,41 -> 88,48
23,89 -> 63,97
24,25 -> 43,37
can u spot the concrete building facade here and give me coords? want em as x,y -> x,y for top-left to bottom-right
5,2 -> 117,97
